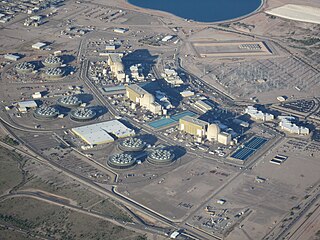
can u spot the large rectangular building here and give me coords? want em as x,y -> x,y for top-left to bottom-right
4,53 -> 21,61
125,84 -> 162,114
72,120 -> 135,146
107,53 -> 125,82
126,84 -> 149,103
194,100 -> 213,113
179,116 -> 208,138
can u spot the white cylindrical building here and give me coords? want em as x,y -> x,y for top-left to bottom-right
206,124 -> 220,141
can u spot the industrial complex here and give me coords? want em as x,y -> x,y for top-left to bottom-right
0,0 -> 319,239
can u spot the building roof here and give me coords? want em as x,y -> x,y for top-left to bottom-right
245,106 -> 274,120
162,35 -> 173,42
4,54 -> 21,61
32,42 -> 47,49
280,117 -> 309,135
219,132 -> 231,137
180,116 -> 208,127
72,120 -> 135,145
126,84 -> 149,96
114,28 -> 127,33
150,102 -> 161,106
108,53 -> 122,63
17,100 -> 37,108
195,100 -> 213,111
180,90 -> 194,97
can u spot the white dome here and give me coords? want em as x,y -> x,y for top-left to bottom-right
207,124 -> 220,141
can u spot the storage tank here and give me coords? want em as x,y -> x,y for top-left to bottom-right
107,153 -> 136,169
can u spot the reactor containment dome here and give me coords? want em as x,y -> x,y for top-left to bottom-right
33,106 -> 59,120
107,153 -> 136,169
118,137 -> 145,152
58,95 -> 82,108
207,123 -> 221,141
70,108 -> 96,122
147,149 -> 175,165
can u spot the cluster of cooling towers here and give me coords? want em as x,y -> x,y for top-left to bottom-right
107,137 -> 175,169
15,56 -> 66,79
33,95 -> 96,121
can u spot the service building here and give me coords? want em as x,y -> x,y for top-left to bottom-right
179,116 -> 208,138
72,120 -> 135,146
107,53 -> 125,82
126,84 -> 162,114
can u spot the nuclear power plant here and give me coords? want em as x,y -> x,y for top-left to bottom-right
126,84 -> 162,115
179,116 -> 232,145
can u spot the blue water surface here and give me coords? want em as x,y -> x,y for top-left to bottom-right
128,0 -> 262,22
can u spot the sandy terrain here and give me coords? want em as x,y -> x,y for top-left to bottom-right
266,4 -> 320,24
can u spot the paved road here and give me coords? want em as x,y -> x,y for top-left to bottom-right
288,202 -> 320,240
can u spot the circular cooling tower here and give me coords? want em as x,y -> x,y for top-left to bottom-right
33,106 -> 59,120
58,95 -> 82,108
118,137 -> 145,152
107,153 -> 136,169
147,149 -> 175,165
70,108 -> 96,122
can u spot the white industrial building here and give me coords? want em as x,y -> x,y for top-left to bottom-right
245,106 -> 274,121
162,35 -> 173,42
161,68 -> 183,86
278,116 -> 310,135
16,100 -> 38,112
129,64 -> 145,81
113,28 -> 128,34
155,91 -> 173,109
180,90 -> 194,98
32,92 -> 42,99
126,84 -> 163,114
105,45 -> 116,51
72,120 -> 135,146
4,53 -> 21,61
32,42 -> 47,50
107,53 -> 125,82
206,123 -> 232,145
194,100 -> 213,113
179,116 -> 232,145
